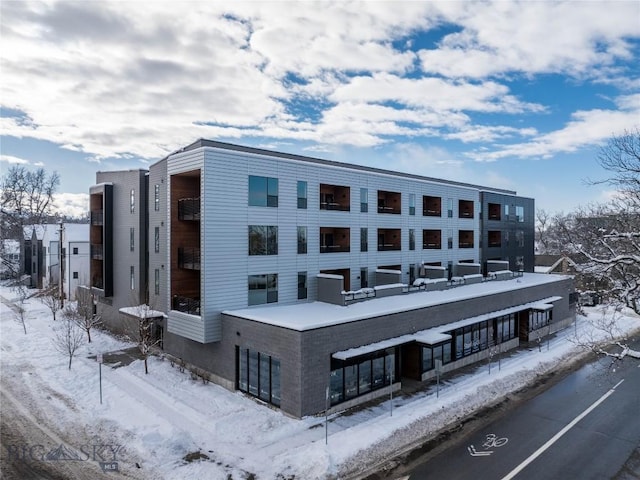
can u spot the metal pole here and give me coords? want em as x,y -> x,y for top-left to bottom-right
99,362 -> 103,404
389,364 -> 393,417
59,222 -> 64,307
325,386 -> 329,445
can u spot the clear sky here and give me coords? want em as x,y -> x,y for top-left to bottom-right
1,1 -> 639,218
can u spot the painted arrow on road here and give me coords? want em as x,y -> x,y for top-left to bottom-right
468,445 -> 493,457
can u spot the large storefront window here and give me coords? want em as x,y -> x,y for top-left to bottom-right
496,314 -> 517,343
450,320 -> 494,360
330,348 -> 397,406
237,347 -> 281,407
422,342 -> 452,372
529,310 -> 551,331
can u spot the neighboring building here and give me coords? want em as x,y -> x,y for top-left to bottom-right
20,223 -> 89,300
90,140 -> 575,418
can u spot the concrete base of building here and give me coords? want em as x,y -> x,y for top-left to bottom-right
327,382 -> 402,416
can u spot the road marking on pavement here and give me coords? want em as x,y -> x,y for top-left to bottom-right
500,379 -> 624,480
468,445 -> 493,456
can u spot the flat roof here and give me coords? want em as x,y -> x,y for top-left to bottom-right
223,273 -> 570,332
161,138 -> 520,196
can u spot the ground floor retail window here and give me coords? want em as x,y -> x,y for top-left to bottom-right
529,310 -> 551,331
329,348 -> 397,406
422,342 -> 452,372
237,347 -> 281,407
449,315 -> 517,361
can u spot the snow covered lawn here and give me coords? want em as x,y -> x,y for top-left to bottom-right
1,285 -> 638,479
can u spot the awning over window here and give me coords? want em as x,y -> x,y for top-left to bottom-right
413,331 -> 453,345
332,334 -> 414,360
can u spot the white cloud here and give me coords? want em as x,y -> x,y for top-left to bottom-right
0,153 -> 30,165
468,98 -> 640,161
52,192 -> 89,218
0,0 -> 637,161
418,1 -> 640,79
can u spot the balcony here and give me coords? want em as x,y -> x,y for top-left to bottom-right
459,200 -> 474,219
320,227 -> 350,253
423,229 -> 442,249
173,295 -> 200,315
377,190 -> 401,214
90,244 -> 103,260
488,203 -> 501,220
178,247 -> 201,270
423,196 -> 442,217
90,210 -> 104,225
178,197 -> 201,221
459,230 -> 474,248
488,231 -> 502,247
377,228 -> 401,251
320,184 -> 350,211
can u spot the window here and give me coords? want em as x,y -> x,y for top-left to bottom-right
447,230 -> 453,249
248,274 -> 278,305
360,267 -> 368,289
237,347 -> 281,407
409,193 -> 415,215
360,227 -> 368,252
298,272 -> 307,300
447,198 -> 453,218
154,184 -> 160,211
72,247 -> 78,255
409,264 -> 416,285
330,348 -> 397,406
516,206 -> 524,222
130,266 -> 135,290
297,226 -> 307,254
130,189 -> 135,213
360,188 -> 368,213
516,230 -> 524,248
72,271 -> 78,279
248,226 -> 278,255
409,229 -> 415,250
297,181 -> 307,209
130,227 -> 135,251
154,227 -> 160,253
505,204 -> 510,218
154,269 -> 160,295
248,175 -> 278,207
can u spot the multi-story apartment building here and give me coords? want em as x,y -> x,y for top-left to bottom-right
90,140 -> 575,418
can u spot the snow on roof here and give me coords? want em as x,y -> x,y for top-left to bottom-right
534,266 -> 553,274
23,223 -> 89,242
317,273 -> 343,280
119,305 -> 167,318
223,273 -> 570,332
376,268 -> 402,274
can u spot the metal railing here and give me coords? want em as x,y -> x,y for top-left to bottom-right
178,197 -> 201,221
178,247 -> 201,270
173,295 -> 200,315
90,244 -> 103,260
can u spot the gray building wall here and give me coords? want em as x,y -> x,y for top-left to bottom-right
94,169 -> 148,334
219,274 -> 574,417
480,192 -> 535,273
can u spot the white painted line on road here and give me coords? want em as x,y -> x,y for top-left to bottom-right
612,379 -> 625,389
500,381 -> 622,480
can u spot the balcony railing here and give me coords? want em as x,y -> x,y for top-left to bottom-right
423,243 -> 441,249
173,295 -> 200,315
377,244 -> 401,251
320,245 -> 350,253
90,244 -> 103,260
178,247 -> 201,270
320,202 -> 350,211
423,209 -> 441,216
178,197 -> 201,221
459,242 -> 475,248
91,210 -> 104,225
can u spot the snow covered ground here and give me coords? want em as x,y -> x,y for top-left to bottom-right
1,284 -> 639,480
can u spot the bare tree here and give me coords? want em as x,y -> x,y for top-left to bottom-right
64,291 -> 101,343
0,165 -> 60,242
591,128 -> 640,208
53,310 -> 85,370
135,304 -> 162,375
12,282 -> 29,334
572,305 -> 640,362
40,287 -> 62,321
75,289 -> 101,343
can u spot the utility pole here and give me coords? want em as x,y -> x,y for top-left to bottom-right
59,221 -> 65,307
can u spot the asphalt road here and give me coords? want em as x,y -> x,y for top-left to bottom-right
394,340 -> 640,480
